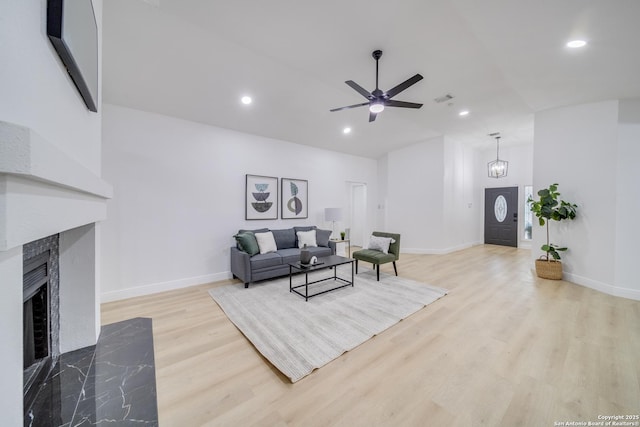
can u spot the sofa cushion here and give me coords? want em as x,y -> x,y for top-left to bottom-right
297,230 -> 317,248
255,231 -> 278,254
293,226 -> 316,247
316,229 -> 332,247
368,235 -> 396,254
239,228 -> 269,234
307,246 -> 332,258
278,248 -> 302,265
233,232 -> 259,256
236,228 -> 269,250
352,249 -> 396,264
250,252 -> 283,270
271,228 -> 296,249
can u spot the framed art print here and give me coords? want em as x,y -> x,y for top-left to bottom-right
281,178 -> 308,219
246,174 -> 278,220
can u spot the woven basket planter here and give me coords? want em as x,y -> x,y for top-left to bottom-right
535,259 -> 563,280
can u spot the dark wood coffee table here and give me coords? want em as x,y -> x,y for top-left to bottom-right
289,255 -> 354,301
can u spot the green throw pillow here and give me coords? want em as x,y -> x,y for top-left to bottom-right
234,232 -> 259,256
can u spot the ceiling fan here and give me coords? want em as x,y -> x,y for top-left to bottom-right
330,49 -> 423,122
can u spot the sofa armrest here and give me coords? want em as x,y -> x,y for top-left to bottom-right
230,247 -> 251,285
328,240 -> 337,256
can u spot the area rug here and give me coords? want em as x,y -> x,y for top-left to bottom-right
208,267 -> 448,382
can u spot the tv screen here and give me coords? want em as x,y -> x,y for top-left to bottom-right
47,0 -> 98,112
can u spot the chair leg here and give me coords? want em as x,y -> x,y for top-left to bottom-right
393,261 -> 398,276
376,264 -> 380,281
355,259 -> 358,274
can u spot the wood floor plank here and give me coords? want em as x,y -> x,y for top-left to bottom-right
101,245 -> 640,426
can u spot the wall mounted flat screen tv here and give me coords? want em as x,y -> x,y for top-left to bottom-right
47,0 -> 98,112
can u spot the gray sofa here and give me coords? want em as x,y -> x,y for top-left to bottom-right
230,226 -> 336,288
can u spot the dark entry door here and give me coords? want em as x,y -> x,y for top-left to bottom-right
484,187 -> 518,247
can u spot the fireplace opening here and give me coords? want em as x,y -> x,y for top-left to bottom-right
23,242 -> 58,416
24,251 -> 50,369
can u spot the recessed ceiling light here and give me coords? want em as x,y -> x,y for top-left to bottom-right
459,110 -> 469,116
241,96 -> 252,105
343,127 -> 352,134
566,40 -> 587,48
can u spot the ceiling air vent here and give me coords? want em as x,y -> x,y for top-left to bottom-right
434,94 -> 454,104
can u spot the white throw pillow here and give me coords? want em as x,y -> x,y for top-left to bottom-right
255,231 -> 278,254
368,235 -> 396,254
297,230 -> 318,248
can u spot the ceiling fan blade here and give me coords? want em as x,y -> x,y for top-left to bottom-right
330,102 -> 370,112
345,80 -> 373,99
385,74 -> 423,99
385,100 -> 423,109
369,111 -> 377,122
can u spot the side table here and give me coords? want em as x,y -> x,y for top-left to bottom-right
330,239 -> 351,257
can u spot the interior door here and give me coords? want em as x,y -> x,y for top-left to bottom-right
484,187 -> 518,247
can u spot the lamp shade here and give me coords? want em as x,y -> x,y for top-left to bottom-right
324,208 -> 343,222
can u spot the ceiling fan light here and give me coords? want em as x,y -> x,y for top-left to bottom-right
369,102 -> 385,113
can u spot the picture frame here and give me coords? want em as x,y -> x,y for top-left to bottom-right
246,174 -> 278,220
47,0 -> 99,112
281,178 -> 308,219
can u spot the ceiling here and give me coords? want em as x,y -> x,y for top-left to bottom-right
102,0 -> 640,158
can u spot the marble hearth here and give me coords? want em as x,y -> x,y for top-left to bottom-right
26,318 -> 159,426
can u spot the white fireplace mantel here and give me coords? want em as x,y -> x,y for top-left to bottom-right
0,120 -> 113,251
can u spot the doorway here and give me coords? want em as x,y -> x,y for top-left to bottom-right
484,186 -> 518,247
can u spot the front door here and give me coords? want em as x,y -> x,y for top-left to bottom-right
484,187 -> 518,247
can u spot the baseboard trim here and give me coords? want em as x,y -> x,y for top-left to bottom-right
101,271 -> 233,303
563,272 -> 640,301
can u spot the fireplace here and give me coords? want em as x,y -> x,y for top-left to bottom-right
1,120 -> 111,424
22,235 -> 60,415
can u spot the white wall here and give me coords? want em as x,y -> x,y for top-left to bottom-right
443,137 -> 480,251
383,136 -> 480,254
0,247 -> 23,426
59,224 -> 100,352
100,104 -> 378,301
614,99 -> 640,297
386,137 -> 446,252
534,100 -> 618,286
0,2 -> 103,421
534,99 -> 640,300
0,1 -> 103,174
476,143 -> 534,248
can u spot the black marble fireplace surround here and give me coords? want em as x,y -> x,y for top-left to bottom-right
25,318 -> 159,426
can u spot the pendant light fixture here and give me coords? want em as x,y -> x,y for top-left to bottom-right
487,133 -> 508,178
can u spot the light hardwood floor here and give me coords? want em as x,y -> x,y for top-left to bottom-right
101,245 -> 640,426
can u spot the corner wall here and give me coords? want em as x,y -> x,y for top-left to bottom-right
614,99 -> 640,298
100,104 -> 379,301
533,99 -> 640,300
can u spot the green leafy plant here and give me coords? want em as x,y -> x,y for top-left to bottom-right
528,183 -> 578,261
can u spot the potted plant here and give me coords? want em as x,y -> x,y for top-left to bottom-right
528,183 -> 578,279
